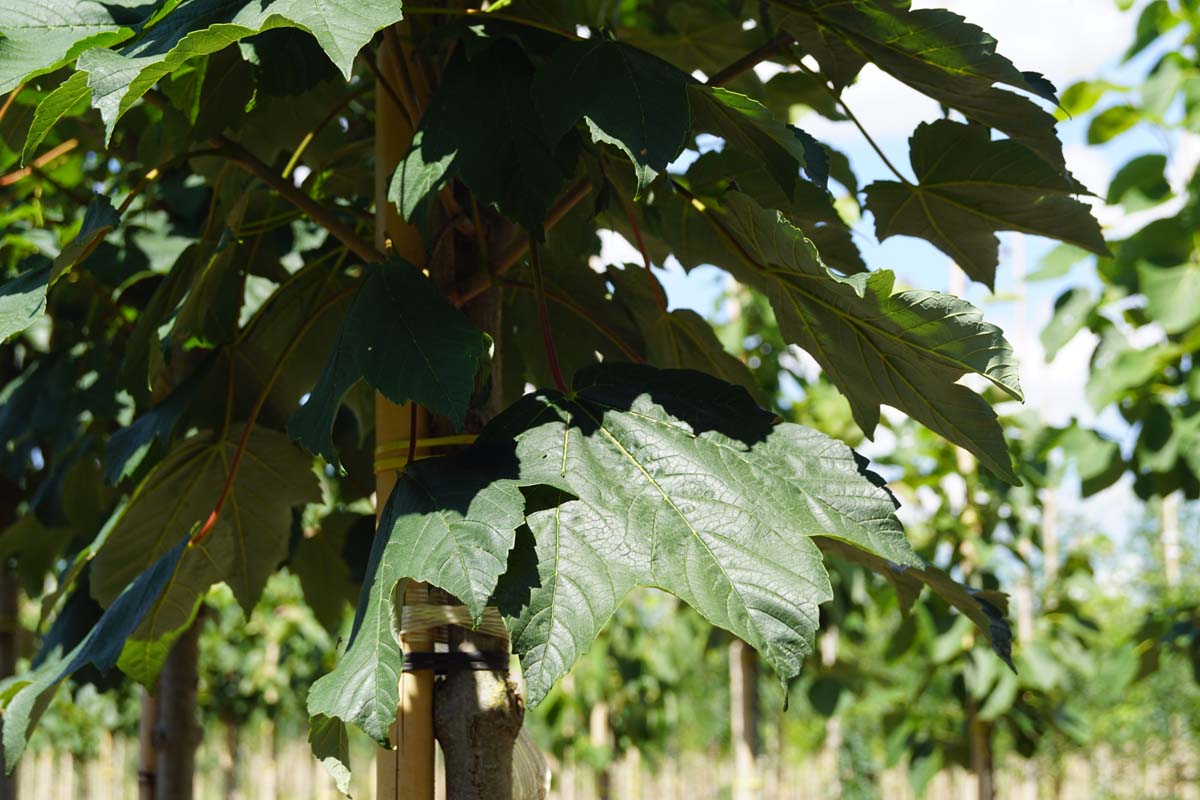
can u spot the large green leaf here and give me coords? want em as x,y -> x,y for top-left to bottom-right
0,0 -> 139,94
533,39 -> 690,194
865,121 -> 1107,289
288,258 -> 488,468
74,0 -> 406,137
90,426 -> 319,617
777,2 -> 1067,170
491,364 -> 920,703
1,536 -> 187,771
389,40 -> 565,233
690,191 -> 1022,482
307,451 -> 527,744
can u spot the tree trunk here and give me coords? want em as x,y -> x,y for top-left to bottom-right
138,688 -> 158,800
222,716 -> 239,800
967,699 -> 994,800
730,639 -> 760,800
154,614 -> 203,800
588,701 -> 612,800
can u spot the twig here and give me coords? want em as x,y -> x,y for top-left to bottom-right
529,239 -> 568,393
217,135 -> 382,264
706,32 -> 793,87
452,178 -> 592,307
0,139 -> 78,186
0,82 -> 25,126
792,58 -> 913,186
620,197 -> 667,311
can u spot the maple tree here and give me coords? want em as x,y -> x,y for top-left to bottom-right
0,1 -> 1108,796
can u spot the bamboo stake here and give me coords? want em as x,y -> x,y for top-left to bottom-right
374,22 -> 437,800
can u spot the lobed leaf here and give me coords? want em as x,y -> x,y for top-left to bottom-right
865,121 -> 1107,289
288,258 -> 488,468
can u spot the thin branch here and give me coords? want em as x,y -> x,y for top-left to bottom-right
529,239 -> 568,393
0,82 -> 25,127
0,139 -> 78,186
282,81 -> 372,180
452,178 -> 592,307
620,197 -> 667,311
501,277 -> 644,363
362,49 -> 414,129
217,135 -> 382,263
706,32 -> 793,87
792,58 -> 913,186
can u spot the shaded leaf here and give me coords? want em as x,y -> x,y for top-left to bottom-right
288,258 -> 488,468
390,41 -> 565,233
778,2 -> 1067,168
533,39 -> 690,194
1,537 -> 187,771
865,120 -> 1106,288
91,426 -> 319,616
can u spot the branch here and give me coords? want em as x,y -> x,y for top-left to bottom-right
0,139 -> 78,186
217,135 -> 382,264
450,177 -> 592,307
501,277 -> 645,363
706,32 -> 793,87
529,239 -> 568,393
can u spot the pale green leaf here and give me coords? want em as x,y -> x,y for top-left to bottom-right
0,0 -> 139,94
491,364 -> 919,703
1138,262 -> 1200,335
307,450 -> 527,743
0,261 -> 50,342
21,70 -> 91,165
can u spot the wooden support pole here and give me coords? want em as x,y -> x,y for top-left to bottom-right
374,21 -> 437,800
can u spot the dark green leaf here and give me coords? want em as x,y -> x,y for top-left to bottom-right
533,39 -> 690,194
1,536 -> 187,771
288,258 -> 488,468
91,427 -> 319,617
390,41 -> 565,232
